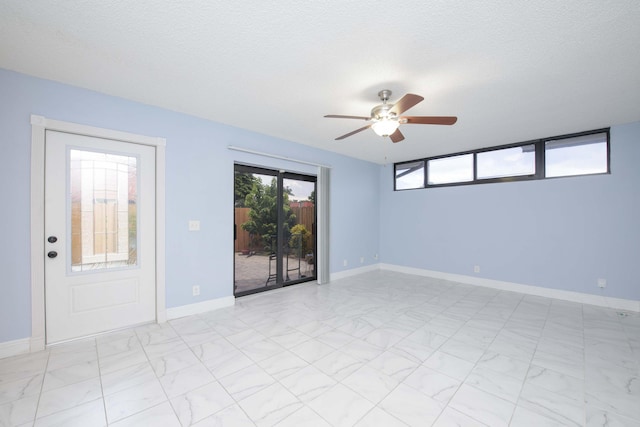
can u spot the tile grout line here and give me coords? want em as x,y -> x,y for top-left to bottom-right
30,348 -> 51,427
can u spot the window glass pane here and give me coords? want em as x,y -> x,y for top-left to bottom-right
283,177 -> 316,283
70,149 -> 138,272
477,144 -> 535,179
395,161 -> 424,190
545,132 -> 608,178
428,154 -> 473,185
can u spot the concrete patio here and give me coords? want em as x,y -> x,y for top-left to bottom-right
234,253 -> 314,294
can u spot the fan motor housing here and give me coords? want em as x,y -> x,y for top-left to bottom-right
371,104 -> 396,120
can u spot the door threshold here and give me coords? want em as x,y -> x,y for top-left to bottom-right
45,320 -> 156,347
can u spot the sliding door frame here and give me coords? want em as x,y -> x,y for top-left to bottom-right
281,171 -> 317,287
234,164 -> 317,297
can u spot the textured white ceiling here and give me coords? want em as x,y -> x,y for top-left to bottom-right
1,1 -> 639,164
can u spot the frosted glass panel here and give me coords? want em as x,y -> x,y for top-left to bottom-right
70,150 -> 138,272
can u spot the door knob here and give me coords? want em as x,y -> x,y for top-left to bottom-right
48,236 -> 58,243
47,251 -> 58,259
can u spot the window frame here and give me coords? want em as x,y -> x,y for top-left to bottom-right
393,160 -> 425,191
393,128 -> 610,191
426,153 -> 474,186
475,143 -> 536,181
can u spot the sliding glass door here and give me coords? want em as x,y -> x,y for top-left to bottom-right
281,175 -> 316,285
234,164 -> 316,297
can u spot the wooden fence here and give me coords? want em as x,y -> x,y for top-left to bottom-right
234,206 -> 315,252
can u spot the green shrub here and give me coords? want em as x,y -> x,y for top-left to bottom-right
289,224 -> 311,256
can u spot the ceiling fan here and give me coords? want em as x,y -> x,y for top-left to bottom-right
324,90 -> 457,143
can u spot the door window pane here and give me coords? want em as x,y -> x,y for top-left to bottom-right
428,154 -> 473,185
545,132 -> 608,177
70,150 -> 137,272
395,161 -> 425,190
477,145 -> 535,179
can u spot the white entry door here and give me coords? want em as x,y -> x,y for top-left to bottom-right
44,130 -> 157,344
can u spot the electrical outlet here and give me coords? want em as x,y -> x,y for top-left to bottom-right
188,220 -> 200,231
597,278 -> 606,288
360,256 -> 364,264
474,265 -> 480,273
343,259 -> 348,267
192,285 -> 200,296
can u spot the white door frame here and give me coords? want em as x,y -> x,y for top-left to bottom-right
30,115 -> 166,351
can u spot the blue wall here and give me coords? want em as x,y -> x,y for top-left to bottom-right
0,69 -> 380,343
379,122 -> 640,300
1,66 -> 638,345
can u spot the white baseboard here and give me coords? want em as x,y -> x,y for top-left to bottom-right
331,264 -> 380,282
166,296 -> 235,320
379,263 -> 640,313
0,338 -> 30,360
30,335 -> 45,353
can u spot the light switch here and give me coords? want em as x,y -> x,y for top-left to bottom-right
189,220 -> 200,231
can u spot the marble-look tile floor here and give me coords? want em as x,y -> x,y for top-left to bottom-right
1,270 -> 639,426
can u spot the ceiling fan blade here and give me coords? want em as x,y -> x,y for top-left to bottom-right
389,128 -> 404,143
389,94 -> 424,116
324,115 -> 371,120
402,116 -> 458,125
335,124 -> 372,140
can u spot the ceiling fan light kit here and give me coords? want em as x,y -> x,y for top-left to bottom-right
372,118 -> 399,137
325,89 -> 457,143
